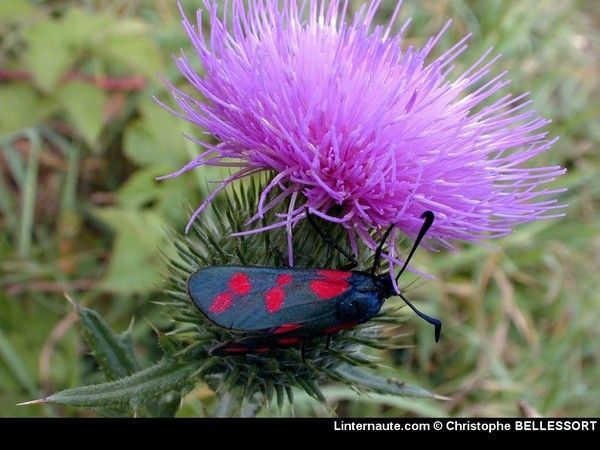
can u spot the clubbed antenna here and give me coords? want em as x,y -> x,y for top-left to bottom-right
396,211 -> 435,283
394,211 -> 441,342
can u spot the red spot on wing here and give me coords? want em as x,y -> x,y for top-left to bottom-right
278,337 -> 299,345
265,286 -> 285,313
276,274 -> 293,286
319,270 -> 351,280
254,347 -> 270,353
208,292 -> 233,313
274,323 -> 302,334
324,322 -> 357,334
309,279 -> 349,300
224,346 -> 247,353
228,272 -> 251,295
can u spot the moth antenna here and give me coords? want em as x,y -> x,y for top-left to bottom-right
399,292 -> 442,342
396,211 -> 434,283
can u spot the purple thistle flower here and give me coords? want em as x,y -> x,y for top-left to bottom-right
159,0 -> 565,267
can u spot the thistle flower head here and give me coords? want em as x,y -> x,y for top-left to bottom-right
161,0 -> 565,265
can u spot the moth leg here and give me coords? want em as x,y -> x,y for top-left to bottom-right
300,342 -> 307,363
325,335 -> 332,349
305,207 -> 358,269
370,223 -> 395,276
341,261 -> 358,271
270,245 -> 291,268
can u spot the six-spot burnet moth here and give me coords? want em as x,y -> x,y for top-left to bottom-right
187,210 -> 441,356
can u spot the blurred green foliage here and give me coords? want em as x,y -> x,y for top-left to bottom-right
0,0 -> 598,417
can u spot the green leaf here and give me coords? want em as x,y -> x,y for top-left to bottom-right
76,304 -> 140,381
117,167 -> 161,208
123,100 -> 190,167
37,358 -> 196,408
0,85 -> 57,134
57,82 -> 107,148
121,99 -> 223,217
317,386 -> 448,417
123,120 -> 173,168
60,9 -> 114,47
24,21 -> 76,92
0,0 -> 34,21
0,326 -> 37,396
93,208 -> 175,294
334,364 -> 441,399
117,166 -> 199,224
117,330 -> 138,366
101,25 -> 162,77
23,9 -> 148,93
17,129 -> 41,258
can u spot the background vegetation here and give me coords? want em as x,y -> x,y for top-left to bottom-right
0,0 -> 598,417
